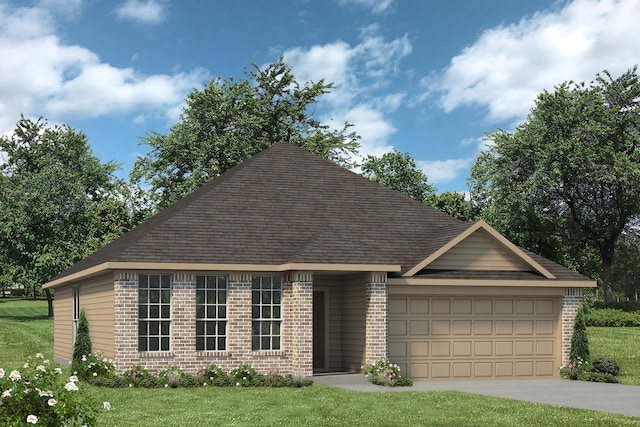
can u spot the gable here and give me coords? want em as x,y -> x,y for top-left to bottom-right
427,229 -> 530,271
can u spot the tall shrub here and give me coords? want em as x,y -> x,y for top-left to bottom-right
72,308 -> 92,375
569,304 -> 590,362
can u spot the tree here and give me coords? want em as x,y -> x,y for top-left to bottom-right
569,304 -> 590,363
612,225 -> 640,300
0,117 -> 131,317
429,191 -> 480,222
72,308 -> 92,376
361,148 -> 436,203
469,67 -> 640,302
132,56 -> 360,210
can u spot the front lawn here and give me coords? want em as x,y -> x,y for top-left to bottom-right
1,299 -> 639,426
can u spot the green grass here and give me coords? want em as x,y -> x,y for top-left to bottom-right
1,299 -> 640,426
589,326 -> 640,385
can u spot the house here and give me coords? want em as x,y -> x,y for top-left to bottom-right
43,142 -> 594,381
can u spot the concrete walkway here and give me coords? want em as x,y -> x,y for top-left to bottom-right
312,374 -> 640,418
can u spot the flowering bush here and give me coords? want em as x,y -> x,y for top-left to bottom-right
229,363 -> 258,386
362,359 -> 413,387
559,358 -> 590,380
75,352 -> 117,381
123,365 -> 161,388
0,353 -> 109,426
196,363 -> 230,386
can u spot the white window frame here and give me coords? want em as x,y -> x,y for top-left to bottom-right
138,274 -> 172,352
195,275 -> 228,351
251,276 -> 282,351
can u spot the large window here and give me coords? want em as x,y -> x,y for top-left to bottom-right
138,274 -> 171,352
196,275 -> 227,351
252,276 -> 282,350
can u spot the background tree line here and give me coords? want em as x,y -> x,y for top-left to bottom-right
1,57 -> 638,310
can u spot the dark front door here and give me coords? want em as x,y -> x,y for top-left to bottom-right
313,291 -> 325,371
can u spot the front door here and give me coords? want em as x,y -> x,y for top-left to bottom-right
313,291 -> 325,371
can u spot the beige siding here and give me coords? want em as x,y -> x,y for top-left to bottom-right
53,285 -> 74,364
78,273 -> 115,360
341,273 -> 366,372
429,230 -> 529,271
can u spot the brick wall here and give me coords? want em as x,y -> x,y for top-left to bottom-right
364,272 -> 388,365
283,272 -> 313,377
561,288 -> 583,365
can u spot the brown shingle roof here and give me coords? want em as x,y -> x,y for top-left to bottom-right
49,142 -> 591,284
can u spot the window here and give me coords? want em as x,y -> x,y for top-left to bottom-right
252,276 -> 282,350
195,275 -> 227,351
72,285 -> 80,341
138,274 -> 171,352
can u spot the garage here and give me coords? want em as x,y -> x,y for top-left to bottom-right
388,295 -> 561,380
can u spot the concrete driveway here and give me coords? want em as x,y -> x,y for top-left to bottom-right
313,374 -> 640,418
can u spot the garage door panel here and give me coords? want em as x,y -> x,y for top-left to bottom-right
389,296 -> 559,380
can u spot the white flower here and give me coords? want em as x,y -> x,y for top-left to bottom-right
69,375 -> 79,383
38,389 -> 52,397
48,398 -> 57,406
0,368 -> 4,379
35,353 -> 44,359
27,415 -> 38,424
65,382 -> 79,391
236,382 -> 240,386
103,401 -> 111,410
81,355 -> 87,361
164,384 -> 168,388
43,360 -> 50,365
9,370 -> 21,381
93,372 -> 98,377
23,363 -> 29,369
54,368 -> 62,375
129,384 -> 133,387
2,390 -> 11,398
37,365 -> 46,372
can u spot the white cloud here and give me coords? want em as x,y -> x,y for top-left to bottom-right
339,0 -> 395,14
433,0 -> 640,122
0,2 -> 207,134
418,158 -> 473,185
115,0 -> 166,25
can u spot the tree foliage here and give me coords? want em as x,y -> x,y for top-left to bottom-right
361,148 -> 435,203
570,304 -> 590,363
132,56 -> 360,210
72,308 -> 92,376
469,67 -> 640,301
0,117 -> 131,316
612,225 -> 640,300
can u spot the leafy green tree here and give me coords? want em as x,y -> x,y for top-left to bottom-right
429,191 -> 480,222
132,56 -> 360,210
469,67 -> 640,302
570,305 -> 590,363
0,117 -> 131,316
361,148 -> 436,203
612,226 -> 640,300
72,308 -> 92,376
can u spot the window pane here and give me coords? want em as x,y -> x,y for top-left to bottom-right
252,277 -> 260,288
138,290 -> 148,304
262,306 -> 271,319
261,321 -> 270,335
149,321 -> 159,336
272,336 -> 280,350
139,305 -> 148,319
219,276 -> 227,287
206,277 -> 217,290
149,337 -> 159,351
207,290 -> 216,304
150,290 -> 160,303
272,321 -> 281,335
273,306 -> 281,319
161,337 -> 169,351
252,336 -> 260,350
150,305 -> 159,318
161,289 -> 170,303
196,276 -> 205,288
138,337 -> 147,352
161,305 -> 170,318
218,337 -> 226,350
272,276 -> 281,287
206,321 -> 216,335
218,306 -> 226,318
252,306 -> 260,319
161,321 -> 170,335
196,290 -> 205,305
161,275 -> 170,288
206,337 -> 216,350
196,321 -> 204,335
150,275 -> 159,288
207,305 -> 216,318
196,337 -> 204,351
252,291 -> 259,304
252,321 -> 260,336
261,336 -> 270,349
219,321 -> 226,335
262,291 -> 271,304
196,305 -> 205,319
273,291 -> 281,304
218,290 -> 226,304
138,321 -> 147,335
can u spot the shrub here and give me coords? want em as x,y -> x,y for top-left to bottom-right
559,358 -> 590,380
578,371 -> 619,383
178,374 -> 200,388
362,359 -> 412,387
88,375 -> 129,388
591,357 -> 620,376
229,363 -> 258,386
72,308 -> 92,375
584,308 -> 640,327
76,352 -> 116,382
196,363 -> 229,386
588,300 -> 640,312
0,353 -> 109,426
159,365 -> 183,388
123,365 -> 161,388
570,305 -> 590,363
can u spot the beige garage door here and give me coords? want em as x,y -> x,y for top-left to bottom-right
388,296 -> 560,380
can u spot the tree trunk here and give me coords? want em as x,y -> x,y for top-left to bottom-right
602,253 -> 614,303
45,288 -> 54,318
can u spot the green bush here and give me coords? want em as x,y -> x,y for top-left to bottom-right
588,300 -> 640,312
578,371 -> 619,383
72,308 -> 92,375
229,363 -> 258,386
585,308 -> 640,327
570,305 -> 590,362
88,375 -> 129,388
591,357 -> 620,376
197,363 -> 229,386
559,358 -> 590,380
362,359 -> 412,387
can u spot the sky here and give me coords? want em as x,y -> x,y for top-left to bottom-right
1,0 -> 639,194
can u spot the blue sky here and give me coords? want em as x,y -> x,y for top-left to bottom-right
1,0 -> 639,194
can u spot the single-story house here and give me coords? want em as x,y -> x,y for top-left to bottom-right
44,142 -> 594,381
